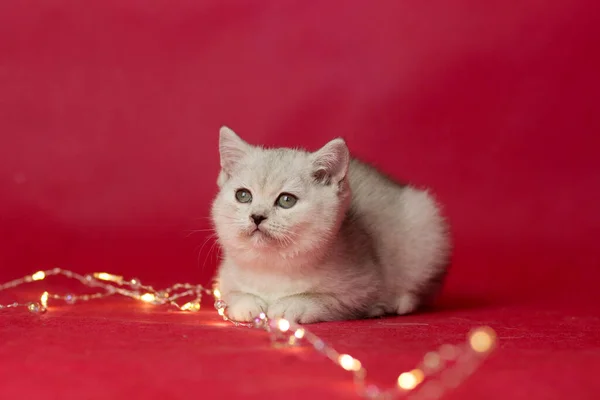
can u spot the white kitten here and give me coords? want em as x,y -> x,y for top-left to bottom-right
211,126 -> 451,324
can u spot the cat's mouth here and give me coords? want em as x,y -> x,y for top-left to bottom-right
249,227 -> 271,238
247,228 -> 274,248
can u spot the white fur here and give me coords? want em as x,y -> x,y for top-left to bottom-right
211,126 -> 451,324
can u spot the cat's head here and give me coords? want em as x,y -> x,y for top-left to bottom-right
211,126 -> 351,266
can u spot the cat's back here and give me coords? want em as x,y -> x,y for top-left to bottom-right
347,158 -> 407,213
347,158 -> 447,252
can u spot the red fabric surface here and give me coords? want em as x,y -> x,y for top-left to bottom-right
1,1 -> 599,399
1,302 -> 600,400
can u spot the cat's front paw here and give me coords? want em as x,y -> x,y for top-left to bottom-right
224,293 -> 267,322
267,295 -> 325,324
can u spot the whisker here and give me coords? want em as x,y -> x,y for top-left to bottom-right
196,233 -> 218,269
202,239 -> 221,274
185,228 -> 216,238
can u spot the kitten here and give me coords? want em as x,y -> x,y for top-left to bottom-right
211,126 -> 451,324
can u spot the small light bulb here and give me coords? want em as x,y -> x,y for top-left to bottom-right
27,302 -> 45,313
40,291 -> 49,308
130,278 -> 141,288
31,271 -> 46,281
339,354 -> 362,371
212,288 -> 221,299
277,319 -> 290,332
140,293 -> 155,303
182,302 -> 200,311
214,300 -> 226,309
93,272 -> 123,283
294,328 -> 305,339
95,272 -> 110,281
469,327 -> 496,353
217,308 -> 225,316
397,369 -> 424,390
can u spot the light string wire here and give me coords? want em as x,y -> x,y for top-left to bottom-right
0,268 -> 497,399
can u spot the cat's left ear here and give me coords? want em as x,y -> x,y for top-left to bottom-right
311,138 -> 350,185
219,126 -> 250,174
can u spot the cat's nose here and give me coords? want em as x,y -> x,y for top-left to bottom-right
250,214 -> 267,225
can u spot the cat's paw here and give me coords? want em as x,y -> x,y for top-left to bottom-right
267,296 -> 323,324
224,293 -> 267,322
395,294 -> 418,315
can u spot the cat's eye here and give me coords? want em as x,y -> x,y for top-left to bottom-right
235,189 -> 252,203
276,193 -> 297,209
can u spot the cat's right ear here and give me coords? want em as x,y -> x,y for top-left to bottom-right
311,138 -> 350,185
218,126 -> 250,178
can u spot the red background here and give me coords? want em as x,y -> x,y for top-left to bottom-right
1,1 -> 599,399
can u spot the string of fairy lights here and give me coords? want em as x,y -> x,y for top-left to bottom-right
0,268 -> 497,399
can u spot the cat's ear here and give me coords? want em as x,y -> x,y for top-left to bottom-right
311,138 -> 350,185
219,126 -> 250,174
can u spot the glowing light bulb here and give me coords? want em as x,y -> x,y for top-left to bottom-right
277,319 -> 290,332
27,302 -> 45,313
339,354 -> 362,371
182,302 -> 201,311
31,271 -> 46,281
94,272 -> 111,281
93,272 -> 123,283
397,369 -> 424,390
469,327 -> 496,353
212,288 -> 221,299
217,308 -> 225,316
40,291 -> 49,308
140,293 -> 156,303
294,328 -> 305,339
130,278 -> 141,288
